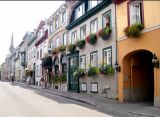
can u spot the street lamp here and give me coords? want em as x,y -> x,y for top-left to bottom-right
152,54 -> 159,68
114,61 -> 120,72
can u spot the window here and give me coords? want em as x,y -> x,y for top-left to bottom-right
37,51 -> 39,60
63,33 -> 67,46
102,10 -> 111,28
90,51 -> 98,67
129,2 -> 142,25
80,55 -> 86,69
40,49 -> 42,59
91,82 -> 98,93
50,40 -> 53,49
91,19 -> 98,33
71,31 -> 77,44
103,47 -> 112,65
36,65 -> 39,76
62,11 -> 66,24
80,25 -> 86,39
49,20 -> 53,34
56,38 -> 59,47
55,17 -> 59,29
88,1 -> 98,10
76,3 -> 85,19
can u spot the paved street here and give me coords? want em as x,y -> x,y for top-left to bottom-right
0,82 -> 127,117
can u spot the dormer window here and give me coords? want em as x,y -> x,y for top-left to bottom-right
62,11 -> 66,24
88,0 -> 101,10
76,3 -> 85,19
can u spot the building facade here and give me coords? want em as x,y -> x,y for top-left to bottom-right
47,1 -> 76,91
115,0 -> 160,107
35,21 -> 48,85
66,0 -> 118,98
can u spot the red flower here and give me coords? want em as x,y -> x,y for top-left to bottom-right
85,35 -> 90,43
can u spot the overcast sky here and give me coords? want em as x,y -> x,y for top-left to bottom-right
0,1 -> 64,64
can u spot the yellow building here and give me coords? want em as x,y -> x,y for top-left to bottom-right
116,0 -> 160,107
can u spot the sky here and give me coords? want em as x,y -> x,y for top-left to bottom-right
0,1 -> 64,64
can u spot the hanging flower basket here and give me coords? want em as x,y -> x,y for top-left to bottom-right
68,44 -> 76,53
86,33 -> 97,45
124,23 -> 144,38
98,27 -> 111,40
58,45 -> 66,52
76,39 -> 85,49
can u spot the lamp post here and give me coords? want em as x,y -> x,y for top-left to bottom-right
114,61 -> 120,72
152,54 -> 159,68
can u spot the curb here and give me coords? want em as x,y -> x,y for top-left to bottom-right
15,82 -> 158,117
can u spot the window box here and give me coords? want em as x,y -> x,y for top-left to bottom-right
58,45 -> 66,52
52,48 -> 59,55
74,68 -> 86,79
86,33 -> 97,45
68,44 -> 76,53
98,26 -> 111,40
76,39 -> 85,49
87,66 -> 99,77
124,23 -> 144,37
99,64 -> 114,75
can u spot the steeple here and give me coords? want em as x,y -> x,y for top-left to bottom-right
9,32 -> 15,54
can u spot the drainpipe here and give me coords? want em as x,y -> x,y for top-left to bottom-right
114,3 -> 119,100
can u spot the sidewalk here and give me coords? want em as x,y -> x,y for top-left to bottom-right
15,82 -> 160,117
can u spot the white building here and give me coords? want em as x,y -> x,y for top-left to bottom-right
35,20 -> 49,85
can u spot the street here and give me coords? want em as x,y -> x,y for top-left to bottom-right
0,82 -> 126,117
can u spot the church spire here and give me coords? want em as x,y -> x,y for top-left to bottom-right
9,32 -> 15,54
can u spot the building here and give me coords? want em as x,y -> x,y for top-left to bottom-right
20,32 -> 33,82
66,0 -> 118,98
35,20 -> 48,85
115,0 -> 160,107
1,62 -> 7,81
26,30 -> 37,84
14,47 -> 20,81
47,1 -> 76,91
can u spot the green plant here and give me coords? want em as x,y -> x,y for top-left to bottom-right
58,45 -> 66,52
87,66 -> 99,77
124,23 -> 144,37
73,68 -> 85,79
99,64 -> 115,75
52,74 -> 59,83
60,74 -> 67,82
86,33 -> 97,45
76,39 -> 85,49
99,27 -> 111,40
68,44 -> 76,53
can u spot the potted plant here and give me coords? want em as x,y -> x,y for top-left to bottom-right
87,66 -> 99,77
76,39 -> 85,49
86,33 -> 97,45
58,45 -> 66,52
98,26 -> 111,40
68,44 -> 76,53
124,23 -> 144,37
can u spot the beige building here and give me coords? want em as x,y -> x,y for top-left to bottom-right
47,1 -> 77,91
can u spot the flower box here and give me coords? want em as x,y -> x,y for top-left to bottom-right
98,27 -> 111,40
76,39 -> 85,49
124,23 -> 144,38
68,44 -> 76,53
86,33 -> 97,45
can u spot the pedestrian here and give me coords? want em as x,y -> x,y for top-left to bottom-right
40,77 -> 44,88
